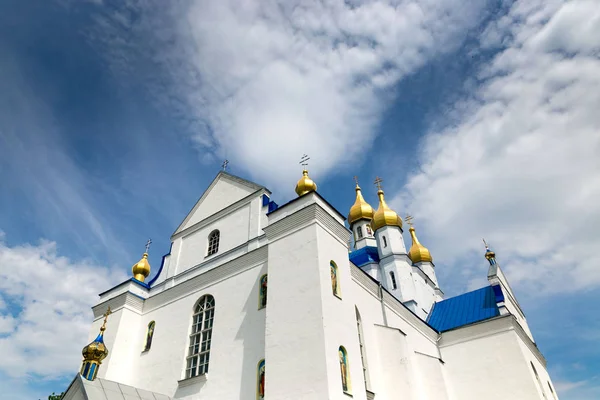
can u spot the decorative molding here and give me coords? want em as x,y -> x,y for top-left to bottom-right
177,374 -> 207,387
93,291 -> 144,318
264,204 -> 317,240
143,246 -> 268,313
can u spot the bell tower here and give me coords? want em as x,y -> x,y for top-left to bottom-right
263,166 -> 368,399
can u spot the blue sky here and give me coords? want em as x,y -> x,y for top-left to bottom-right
0,0 -> 599,399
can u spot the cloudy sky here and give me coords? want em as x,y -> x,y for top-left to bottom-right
0,0 -> 598,398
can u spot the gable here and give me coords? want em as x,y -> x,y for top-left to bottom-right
173,172 -> 268,235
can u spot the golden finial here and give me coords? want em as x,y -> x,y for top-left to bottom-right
406,215 -> 432,263
348,176 -> 374,225
295,154 -> 317,196
371,176 -> 402,231
80,305 -> 112,380
483,238 -> 497,265
132,240 -> 152,282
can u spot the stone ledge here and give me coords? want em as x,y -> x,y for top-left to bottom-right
177,374 -> 207,388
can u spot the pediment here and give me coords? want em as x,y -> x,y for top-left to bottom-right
173,172 -> 268,236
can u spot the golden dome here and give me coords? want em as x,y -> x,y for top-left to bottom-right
348,183 -> 374,225
371,189 -> 402,231
82,307 -> 111,364
82,335 -> 108,363
132,253 -> 151,282
295,169 -> 317,196
408,226 -> 433,263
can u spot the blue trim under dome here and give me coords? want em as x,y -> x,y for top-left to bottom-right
349,246 -> 380,267
427,286 -> 501,332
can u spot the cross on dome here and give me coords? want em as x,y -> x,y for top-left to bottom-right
145,238 -> 152,254
374,176 -> 383,191
405,214 -> 414,227
299,154 -> 310,167
101,306 -> 112,329
221,159 -> 229,171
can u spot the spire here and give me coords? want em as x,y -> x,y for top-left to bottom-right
483,238 -> 497,265
406,215 -> 432,263
371,177 -> 402,231
348,177 -> 374,225
295,154 -> 317,196
80,307 -> 111,381
132,239 -> 152,282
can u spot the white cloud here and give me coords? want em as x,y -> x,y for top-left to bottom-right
88,0 -> 489,192
395,0 -> 600,295
0,236 -> 124,379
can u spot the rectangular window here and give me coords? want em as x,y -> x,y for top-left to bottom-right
390,271 -> 397,290
357,226 -> 363,239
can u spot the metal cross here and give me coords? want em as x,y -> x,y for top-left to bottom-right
299,154 -> 310,167
100,306 -> 112,331
482,238 -> 490,249
353,176 -> 359,186
145,238 -> 152,253
405,214 -> 414,227
222,159 -> 229,171
374,176 -> 383,190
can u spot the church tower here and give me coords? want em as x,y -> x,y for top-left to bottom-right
264,168 -> 367,399
370,178 -> 417,308
347,178 -> 376,250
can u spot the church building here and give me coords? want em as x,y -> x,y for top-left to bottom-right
63,169 -> 559,400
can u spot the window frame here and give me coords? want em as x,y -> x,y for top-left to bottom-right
185,295 -> 215,378
143,320 -> 156,352
258,274 -> 268,309
330,261 -> 341,299
338,345 -> 352,394
357,226 -> 363,239
207,230 -> 220,256
355,308 -> 370,390
389,271 -> 398,290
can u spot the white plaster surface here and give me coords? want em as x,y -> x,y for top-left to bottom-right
77,173 -> 558,400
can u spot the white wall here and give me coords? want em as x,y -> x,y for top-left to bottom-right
176,203 -> 251,272
440,317 -> 544,400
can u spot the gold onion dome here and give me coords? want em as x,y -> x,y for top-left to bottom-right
371,189 -> 403,231
348,183 -> 374,224
132,252 -> 151,282
82,308 -> 111,364
295,169 -> 317,196
408,225 -> 433,263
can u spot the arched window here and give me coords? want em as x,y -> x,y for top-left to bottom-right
357,226 -> 363,239
186,295 -> 215,378
330,261 -> 341,298
257,359 -> 265,400
389,271 -> 397,290
338,346 -> 351,394
143,321 -> 155,352
382,236 -> 387,248
207,230 -> 220,256
531,362 -> 547,399
259,274 -> 268,309
356,308 -> 370,389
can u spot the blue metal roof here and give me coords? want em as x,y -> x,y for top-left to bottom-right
427,286 -> 501,332
349,246 -> 380,267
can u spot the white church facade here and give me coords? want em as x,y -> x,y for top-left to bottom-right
64,170 -> 559,400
